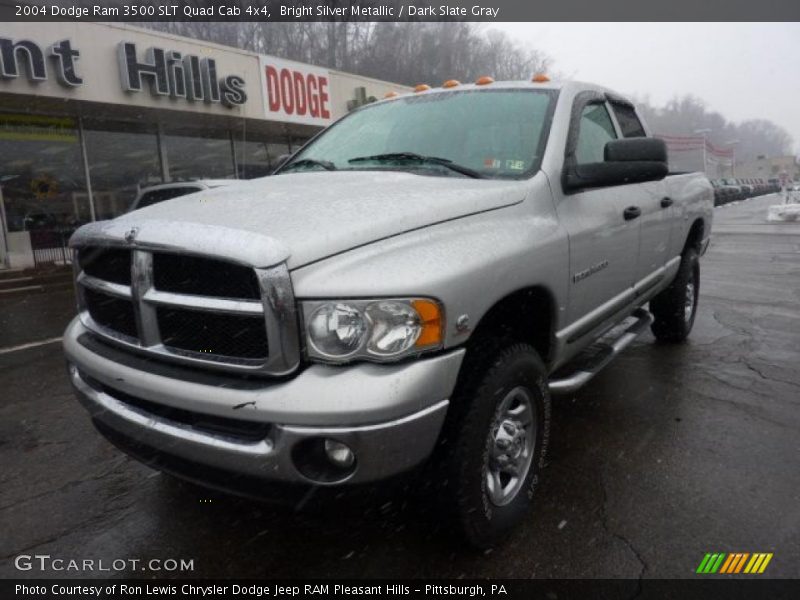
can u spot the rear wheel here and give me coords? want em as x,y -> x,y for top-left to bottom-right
650,246 -> 700,342
441,343 -> 551,549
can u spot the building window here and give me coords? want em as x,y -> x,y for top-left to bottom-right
290,136 -> 311,153
0,113 -> 89,233
234,138 -> 291,178
82,119 -> 162,219
163,128 -> 236,181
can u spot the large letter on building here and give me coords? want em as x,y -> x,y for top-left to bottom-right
49,40 -> 82,86
117,42 -> 170,96
0,38 -> 47,81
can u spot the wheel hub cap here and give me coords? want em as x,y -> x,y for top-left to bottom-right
485,387 -> 537,507
685,281 -> 695,322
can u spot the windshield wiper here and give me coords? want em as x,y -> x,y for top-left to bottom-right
282,158 -> 337,172
348,152 -> 484,179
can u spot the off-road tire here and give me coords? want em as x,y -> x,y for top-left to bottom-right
650,246 -> 700,342
440,343 -> 551,549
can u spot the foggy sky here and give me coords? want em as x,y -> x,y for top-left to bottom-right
495,23 -> 800,154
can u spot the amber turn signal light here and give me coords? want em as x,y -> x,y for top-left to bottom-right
412,299 -> 443,348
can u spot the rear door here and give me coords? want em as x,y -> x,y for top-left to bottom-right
556,97 -> 640,327
608,100 -> 674,293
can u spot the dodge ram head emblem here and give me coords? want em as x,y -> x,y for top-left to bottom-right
124,227 -> 139,244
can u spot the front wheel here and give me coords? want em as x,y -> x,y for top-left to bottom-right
650,246 -> 700,342
442,343 -> 551,549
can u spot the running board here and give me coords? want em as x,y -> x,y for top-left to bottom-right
548,308 -> 654,395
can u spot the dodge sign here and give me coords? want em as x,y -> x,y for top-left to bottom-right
261,56 -> 331,125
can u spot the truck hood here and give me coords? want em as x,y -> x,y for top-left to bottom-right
111,171 -> 527,269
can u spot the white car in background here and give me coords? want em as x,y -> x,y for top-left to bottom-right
129,179 -> 239,212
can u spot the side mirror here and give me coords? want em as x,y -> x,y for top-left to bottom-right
564,138 -> 668,192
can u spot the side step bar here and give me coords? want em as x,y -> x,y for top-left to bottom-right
548,308 -> 654,395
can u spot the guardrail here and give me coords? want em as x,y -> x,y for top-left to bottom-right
28,228 -> 75,268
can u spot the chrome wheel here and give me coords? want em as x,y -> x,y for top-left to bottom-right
684,280 -> 696,322
485,386 -> 537,507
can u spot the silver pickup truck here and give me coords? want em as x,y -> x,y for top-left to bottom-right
63,79 -> 712,547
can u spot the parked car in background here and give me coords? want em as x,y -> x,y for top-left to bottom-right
721,178 -> 744,200
129,179 -> 239,212
710,180 -> 733,206
738,179 -> 754,197
22,210 -> 59,231
713,179 -> 746,205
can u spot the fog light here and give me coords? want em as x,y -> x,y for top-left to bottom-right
324,439 -> 355,468
292,437 -> 357,483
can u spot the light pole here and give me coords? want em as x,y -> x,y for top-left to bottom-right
0,183 -> 9,269
694,128 -> 712,176
726,139 -> 739,177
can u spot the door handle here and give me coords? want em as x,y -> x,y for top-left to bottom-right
660,197 -> 674,208
623,206 -> 641,220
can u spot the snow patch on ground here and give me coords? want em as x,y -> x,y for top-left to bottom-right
767,203 -> 800,222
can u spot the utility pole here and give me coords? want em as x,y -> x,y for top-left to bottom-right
0,184 -> 9,269
726,139 -> 739,177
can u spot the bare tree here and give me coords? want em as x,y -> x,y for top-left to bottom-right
135,13 -> 552,86
637,94 -> 793,166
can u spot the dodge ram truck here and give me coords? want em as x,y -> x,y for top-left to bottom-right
64,79 -> 713,548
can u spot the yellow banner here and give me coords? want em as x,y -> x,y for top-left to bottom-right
0,114 -> 78,142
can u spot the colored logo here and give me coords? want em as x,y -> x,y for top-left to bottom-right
696,553 -> 773,574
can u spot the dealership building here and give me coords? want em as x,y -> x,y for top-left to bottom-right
0,22 -> 409,269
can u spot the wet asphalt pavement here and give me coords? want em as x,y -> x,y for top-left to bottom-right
1,193 -> 798,580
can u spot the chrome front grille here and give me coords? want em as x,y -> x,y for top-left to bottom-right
79,247 -> 132,285
74,245 -> 300,376
83,287 -> 138,340
152,253 -> 262,299
157,306 -> 269,359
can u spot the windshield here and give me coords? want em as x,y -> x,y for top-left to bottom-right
280,89 -> 556,180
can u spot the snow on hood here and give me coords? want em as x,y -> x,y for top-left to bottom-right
115,170 -> 527,268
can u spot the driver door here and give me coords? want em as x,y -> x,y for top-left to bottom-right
556,99 -> 640,330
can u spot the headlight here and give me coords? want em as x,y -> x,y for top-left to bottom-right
302,298 -> 444,363
307,303 -> 367,358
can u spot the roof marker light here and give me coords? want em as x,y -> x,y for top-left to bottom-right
532,73 -> 551,83
475,76 -> 495,85
442,79 -> 461,88
414,84 -> 431,93
384,91 -> 398,98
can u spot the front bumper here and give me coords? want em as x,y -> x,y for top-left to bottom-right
64,318 -> 465,486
